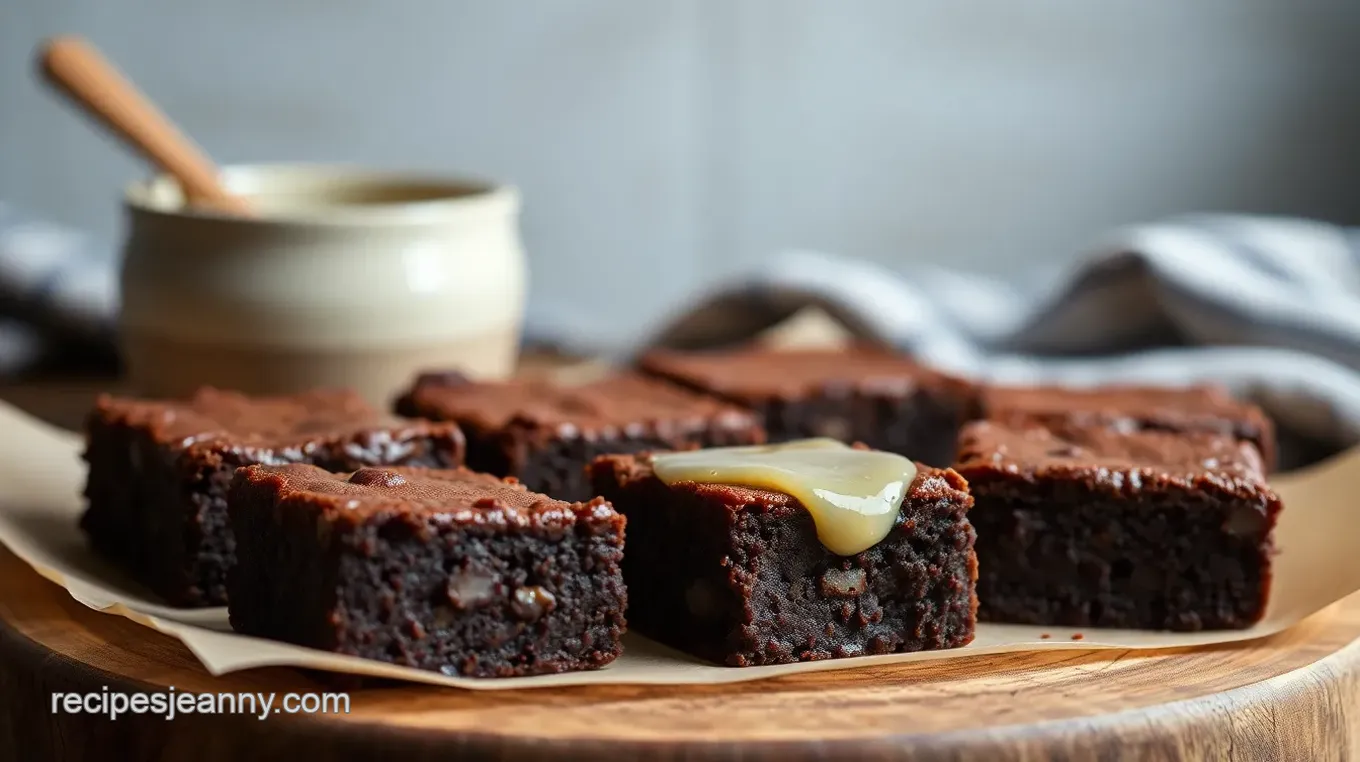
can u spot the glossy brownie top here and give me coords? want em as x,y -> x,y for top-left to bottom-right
397,370 -> 759,435
638,346 -> 970,401
954,419 -> 1272,498
93,387 -> 459,451
233,462 -> 621,529
981,384 -> 1271,439
587,451 -> 970,516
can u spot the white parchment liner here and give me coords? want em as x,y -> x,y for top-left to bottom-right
0,374 -> 1355,689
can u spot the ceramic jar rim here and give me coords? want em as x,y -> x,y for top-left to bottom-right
123,163 -> 519,228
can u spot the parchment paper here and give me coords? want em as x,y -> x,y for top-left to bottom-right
2,329 -> 1357,689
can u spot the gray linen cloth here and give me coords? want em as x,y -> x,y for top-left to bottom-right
624,214 -> 1360,461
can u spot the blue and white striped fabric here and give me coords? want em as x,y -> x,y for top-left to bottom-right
638,215 -> 1360,455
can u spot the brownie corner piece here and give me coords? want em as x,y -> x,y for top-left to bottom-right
954,419 -> 1281,631
227,463 -> 627,677
394,371 -> 765,501
80,387 -> 465,607
587,451 -> 976,667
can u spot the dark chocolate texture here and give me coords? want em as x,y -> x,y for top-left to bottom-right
81,387 -> 465,607
227,463 -> 626,677
395,371 -> 765,501
638,346 -> 976,467
954,419 -> 1280,631
981,383 -> 1277,471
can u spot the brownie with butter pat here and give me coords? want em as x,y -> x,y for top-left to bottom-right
227,463 -> 627,677
586,451 -> 976,667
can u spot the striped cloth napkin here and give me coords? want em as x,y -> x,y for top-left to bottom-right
4,203 -> 1358,463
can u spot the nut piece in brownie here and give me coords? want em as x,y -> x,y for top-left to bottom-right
586,448 -> 977,666
981,384 -> 1277,472
81,388 -> 465,607
638,346 -> 976,467
227,463 -> 626,677
394,371 -> 764,502
954,419 -> 1281,630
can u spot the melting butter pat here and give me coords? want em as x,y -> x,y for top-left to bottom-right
651,439 -> 918,556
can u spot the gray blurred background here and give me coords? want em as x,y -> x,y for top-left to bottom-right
4,1 -> 1360,349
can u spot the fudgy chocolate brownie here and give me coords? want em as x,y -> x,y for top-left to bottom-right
228,463 -> 626,677
954,419 -> 1281,630
394,371 -> 765,502
81,388 -> 464,607
981,384 -> 1277,471
638,346 -> 976,467
586,452 -> 977,666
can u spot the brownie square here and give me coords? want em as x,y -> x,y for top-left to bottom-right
586,451 -> 977,666
81,387 -> 465,607
954,419 -> 1281,631
981,384 -> 1277,472
394,371 -> 765,502
227,463 -> 626,677
638,346 -> 976,467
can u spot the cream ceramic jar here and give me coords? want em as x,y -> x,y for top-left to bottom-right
119,164 -> 525,408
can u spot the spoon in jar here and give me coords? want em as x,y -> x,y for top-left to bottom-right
37,35 -> 254,216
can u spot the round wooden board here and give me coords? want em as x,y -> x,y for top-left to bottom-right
0,548 -> 1357,762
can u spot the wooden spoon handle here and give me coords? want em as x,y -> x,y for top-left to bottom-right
37,36 -> 252,215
